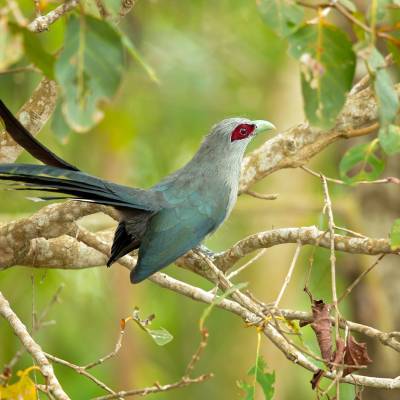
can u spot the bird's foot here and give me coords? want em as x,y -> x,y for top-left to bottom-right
196,245 -> 224,261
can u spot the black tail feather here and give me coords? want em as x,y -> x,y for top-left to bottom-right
0,164 -> 152,209
107,221 -> 140,266
0,101 -> 164,212
0,100 -> 79,171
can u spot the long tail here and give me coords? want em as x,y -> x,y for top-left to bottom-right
0,163 -> 144,208
0,100 -> 79,171
0,101 -> 160,211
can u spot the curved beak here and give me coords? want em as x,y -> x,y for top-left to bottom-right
252,120 -> 276,135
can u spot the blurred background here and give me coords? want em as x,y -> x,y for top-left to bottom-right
0,0 -> 399,399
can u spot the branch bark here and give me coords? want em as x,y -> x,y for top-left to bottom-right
215,226 -> 397,272
0,78 -> 57,163
0,291 -> 70,399
239,85 -> 381,191
27,0 -> 79,32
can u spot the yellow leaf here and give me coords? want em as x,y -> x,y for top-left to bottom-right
0,366 -> 40,400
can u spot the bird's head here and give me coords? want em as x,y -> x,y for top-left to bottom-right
203,117 -> 275,156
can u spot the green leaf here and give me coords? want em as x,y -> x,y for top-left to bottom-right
338,0 -> 357,12
367,48 -> 400,155
339,140 -> 385,184
51,101 -> 71,143
249,357 -> 275,400
258,0 -> 304,37
379,124 -> 400,155
22,30 -> 55,79
390,219 -> 400,250
238,356 -> 275,400
131,308 -> 173,346
288,22 -> 356,128
199,282 -> 248,331
55,15 -> 124,132
146,328 -> 174,346
237,380 -> 255,400
368,48 -> 399,127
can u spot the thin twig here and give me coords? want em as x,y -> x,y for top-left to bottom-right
321,176 -> 341,339
5,284 -> 64,371
44,353 -> 119,398
27,0 -> 79,32
274,242 -> 301,308
92,374 -> 213,400
119,0 -> 136,18
333,225 -> 367,239
301,166 -> 400,187
83,328 -> 125,370
338,254 -> 385,303
184,328 -> 209,377
296,1 -> 400,45
94,0 -> 109,18
227,249 -> 266,279
0,291 -> 70,400
33,0 -> 41,16
244,190 -> 278,200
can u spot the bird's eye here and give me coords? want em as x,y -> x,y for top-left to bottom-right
230,123 -> 256,142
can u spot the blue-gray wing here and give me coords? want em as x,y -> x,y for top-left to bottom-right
130,192 -> 226,283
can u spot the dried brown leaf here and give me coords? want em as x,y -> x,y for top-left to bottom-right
311,300 -> 333,363
343,335 -> 372,376
310,369 -> 324,390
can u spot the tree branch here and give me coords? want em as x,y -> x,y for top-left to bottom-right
0,291 -> 70,399
92,374 -> 212,400
0,78 -> 57,163
215,226 -> 396,272
0,201 -> 116,269
239,85 -> 383,191
27,0 -> 79,32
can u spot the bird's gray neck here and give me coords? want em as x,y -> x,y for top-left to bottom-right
153,140 -> 245,196
184,140 -> 245,184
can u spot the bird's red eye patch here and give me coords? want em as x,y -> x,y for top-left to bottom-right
230,123 -> 256,142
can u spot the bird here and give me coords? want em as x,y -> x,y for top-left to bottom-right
0,100 -> 275,283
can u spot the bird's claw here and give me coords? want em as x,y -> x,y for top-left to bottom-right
196,245 -> 223,261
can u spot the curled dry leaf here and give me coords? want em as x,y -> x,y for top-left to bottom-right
343,335 -> 372,377
304,298 -> 373,391
310,300 -> 333,363
310,369 -> 324,390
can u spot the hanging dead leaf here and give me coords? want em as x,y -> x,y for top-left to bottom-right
343,335 -> 372,376
310,369 -> 324,390
310,299 -> 333,364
